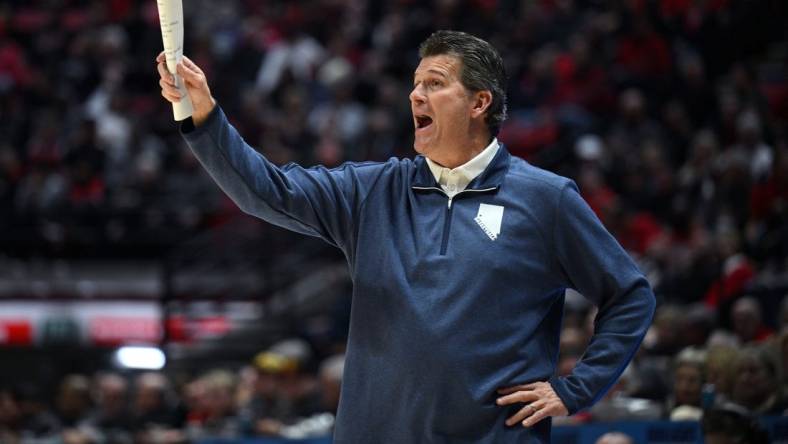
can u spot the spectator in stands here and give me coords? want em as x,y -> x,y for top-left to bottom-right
243,338 -> 322,437
587,364 -> 663,422
704,232 -> 756,309
622,347 -> 671,404
595,431 -> 634,444
54,375 -> 92,429
645,304 -> 687,356
748,147 -> 788,267
607,90 -> 666,197
682,304 -> 716,347
317,354 -> 344,415
705,345 -> 740,406
239,351 -> 285,434
557,326 -> 588,379
233,365 -> 258,416
667,347 -> 706,420
614,15 -> 672,86
0,387 -> 24,443
730,297 -> 774,344
731,346 -> 786,415
676,129 -> 720,224
0,385 -> 60,441
265,353 -> 346,439
186,369 -> 241,439
130,372 -> 184,437
81,372 -> 132,443
729,109 -> 773,182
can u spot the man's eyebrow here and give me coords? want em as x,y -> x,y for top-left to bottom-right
426,69 -> 448,78
413,69 -> 449,82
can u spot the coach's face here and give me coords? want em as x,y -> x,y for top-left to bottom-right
410,55 -> 477,161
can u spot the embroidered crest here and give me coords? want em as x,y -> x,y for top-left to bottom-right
474,203 -> 504,241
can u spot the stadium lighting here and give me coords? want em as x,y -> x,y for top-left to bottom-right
114,346 -> 166,370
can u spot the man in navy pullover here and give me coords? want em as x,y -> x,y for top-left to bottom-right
157,30 -> 656,443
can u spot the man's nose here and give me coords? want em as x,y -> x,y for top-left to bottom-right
409,84 -> 426,105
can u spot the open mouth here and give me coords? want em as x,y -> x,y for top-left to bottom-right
415,115 -> 433,130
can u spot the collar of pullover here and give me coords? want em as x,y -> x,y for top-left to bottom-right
413,141 -> 511,191
425,139 -> 499,197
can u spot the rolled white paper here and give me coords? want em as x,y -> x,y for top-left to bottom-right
157,0 -> 193,121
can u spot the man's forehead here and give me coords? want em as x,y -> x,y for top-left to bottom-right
414,54 -> 461,78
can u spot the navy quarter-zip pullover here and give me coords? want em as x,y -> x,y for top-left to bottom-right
182,106 -> 656,443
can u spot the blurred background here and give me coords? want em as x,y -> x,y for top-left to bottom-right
0,0 -> 787,443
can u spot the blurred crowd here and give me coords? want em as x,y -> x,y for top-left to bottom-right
0,339 -> 345,443
1,0 -> 786,273
1,0 -> 787,440
555,295 -> 788,424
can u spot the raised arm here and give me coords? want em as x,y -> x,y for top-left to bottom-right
156,53 -> 387,255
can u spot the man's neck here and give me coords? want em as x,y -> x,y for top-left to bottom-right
429,132 -> 492,169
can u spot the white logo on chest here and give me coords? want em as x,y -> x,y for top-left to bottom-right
474,203 -> 504,241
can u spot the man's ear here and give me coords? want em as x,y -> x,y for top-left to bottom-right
471,90 -> 493,119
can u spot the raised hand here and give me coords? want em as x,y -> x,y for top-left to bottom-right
156,51 -> 215,126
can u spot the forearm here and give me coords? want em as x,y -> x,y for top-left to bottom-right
181,105 -> 324,237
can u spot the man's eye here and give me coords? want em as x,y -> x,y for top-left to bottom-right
428,80 -> 441,88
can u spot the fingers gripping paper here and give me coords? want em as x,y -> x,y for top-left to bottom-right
157,0 -> 193,121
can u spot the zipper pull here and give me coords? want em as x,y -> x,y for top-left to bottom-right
447,198 -> 453,209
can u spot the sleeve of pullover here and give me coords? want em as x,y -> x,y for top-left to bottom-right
180,106 -> 384,255
548,181 -> 656,415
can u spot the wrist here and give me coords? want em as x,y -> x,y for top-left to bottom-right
192,97 -> 216,127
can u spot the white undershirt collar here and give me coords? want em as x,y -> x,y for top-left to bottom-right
425,138 -> 499,198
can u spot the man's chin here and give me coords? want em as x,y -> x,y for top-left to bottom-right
413,137 -> 435,155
